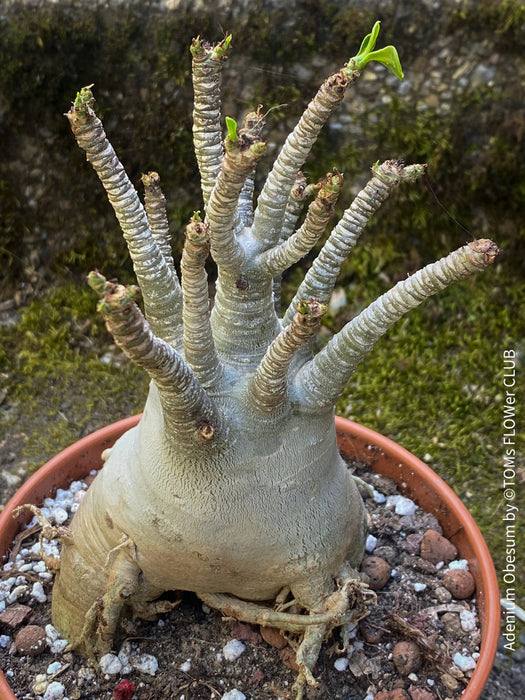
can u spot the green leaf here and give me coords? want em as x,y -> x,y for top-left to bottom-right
225,116 -> 238,143
350,21 -> 403,80
215,34 -> 232,58
74,84 -> 95,110
359,46 -> 404,80
356,20 -> 381,57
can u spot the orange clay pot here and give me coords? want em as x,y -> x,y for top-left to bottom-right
0,415 -> 500,699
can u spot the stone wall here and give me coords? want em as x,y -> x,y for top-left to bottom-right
1,0 -> 523,302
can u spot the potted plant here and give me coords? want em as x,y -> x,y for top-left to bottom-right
1,24 -> 499,699
0,415 -> 500,699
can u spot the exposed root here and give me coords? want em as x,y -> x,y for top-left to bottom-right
75,536 -> 141,658
275,586 -> 292,610
198,572 -> 375,699
78,597 -> 105,661
352,473 -> 375,497
131,597 -> 181,622
295,622 -> 327,686
387,611 -> 450,669
198,590 -> 358,633
73,536 -> 179,658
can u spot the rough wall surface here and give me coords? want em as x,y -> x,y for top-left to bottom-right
0,0 -> 523,300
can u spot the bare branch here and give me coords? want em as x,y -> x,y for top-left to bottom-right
206,122 -> 266,272
88,272 -> 226,448
237,174 -> 256,228
191,35 -> 231,208
248,300 -> 326,414
181,213 -> 222,388
251,64 -> 360,249
67,87 -> 183,349
235,108 -> 266,229
259,170 -> 343,276
283,160 -> 426,325
272,172 -> 317,314
280,172 -> 318,243
142,171 -> 176,276
294,240 -> 499,411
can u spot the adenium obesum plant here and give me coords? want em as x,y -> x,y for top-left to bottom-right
37,24 -> 497,697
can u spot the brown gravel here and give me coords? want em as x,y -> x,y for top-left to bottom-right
419,530 -> 458,566
442,570 -> 476,600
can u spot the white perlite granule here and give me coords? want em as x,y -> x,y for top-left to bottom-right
220,690 -> 246,700
222,639 -> 246,661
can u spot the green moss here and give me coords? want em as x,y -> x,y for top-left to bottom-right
450,0 -> 525,50
0,284 -> 148,470
336,274 -> 525,594
331,85 -> 525,283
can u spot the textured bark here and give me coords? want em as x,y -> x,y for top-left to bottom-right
251,67 -> 359,249
260,170 -> 343,276
283,160 -> 426,325
294,239 -> 500,411
68,89 -> 184,350
248,300 -> 326,413
142,171 -> 175,277
191,35 -> 231,208
181,215 -> 221,388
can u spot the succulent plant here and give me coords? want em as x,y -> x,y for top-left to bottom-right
47,25 -> 497,697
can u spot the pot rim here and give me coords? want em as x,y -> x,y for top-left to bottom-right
0,414 -> 500,699
334,416 -> 500,700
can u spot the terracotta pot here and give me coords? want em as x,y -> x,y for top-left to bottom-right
0,415 -> 500,699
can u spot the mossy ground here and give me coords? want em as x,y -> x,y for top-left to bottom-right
0,284 -> 148,473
